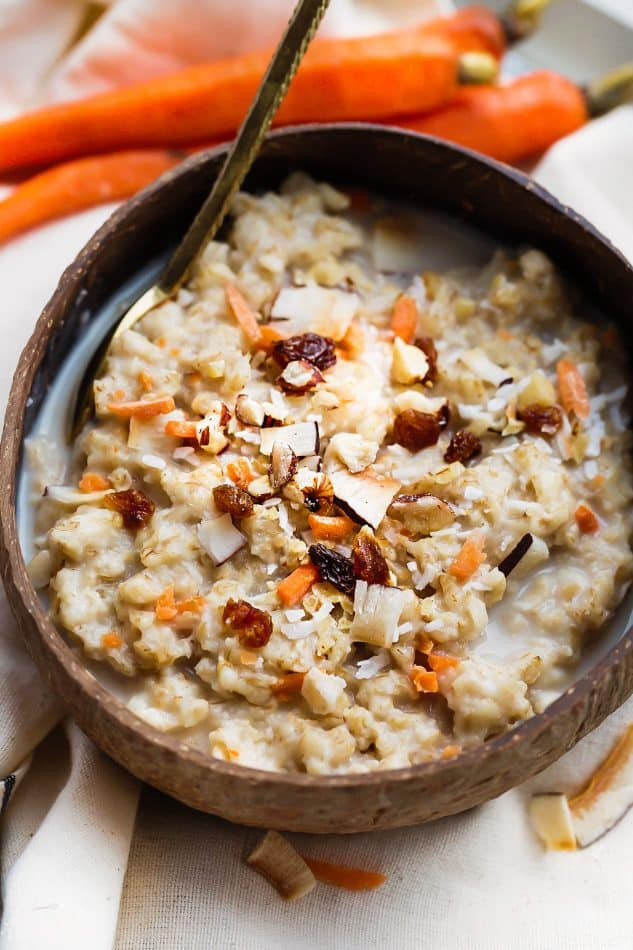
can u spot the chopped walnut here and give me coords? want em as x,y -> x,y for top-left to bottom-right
415,336 -> 438,384
517,403 -> 563,436
213,484 -> 254,519
353,526 -> 389,586
222,599 -> 273,648
104,488 -> 155,530
444,430 -> 482,464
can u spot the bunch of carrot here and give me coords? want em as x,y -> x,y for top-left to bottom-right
0,4 -> 591,244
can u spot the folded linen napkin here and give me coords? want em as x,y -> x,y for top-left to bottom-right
0,3 -> 631,949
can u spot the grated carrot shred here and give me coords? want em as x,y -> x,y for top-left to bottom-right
277,564 -> 320,606
575,504 -> 599,534
225,282 -> 263,346
427,653 -> 459,673
108,395 -> 175,418
239,650 -> 258,666
258,324 -> 287,352
410,667 -> 439,693
441,744 -> 461,759
155,585 -> 178,621
165,419 -> 198,439
78,472 -> 109,493
557,358 -> 590,419
101,631 -> 123,650
448,534 -> 486,582
307,513 -> 354,541
271,672 -> 306,697
302,857 -> 386,891
226,459 -> 255,489
338,321 -> 365,359
390,294 -> 418,343
138,370 -> 154,391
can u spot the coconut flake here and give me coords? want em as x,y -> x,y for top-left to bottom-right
458,348 -> 509,386
271,285 -> 359,341
141,453 -> 166,471
569,723 -> 633,848
45,485 -> 113,505
259,422 -> 319,457
529,794 -> 577,850
197,514 -> 245,565
464,486 -> 484,501
351,581 -> 407,647
355,649 -> 391,680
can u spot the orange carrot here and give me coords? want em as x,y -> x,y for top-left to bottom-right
0,150 -> 180,244
165,419 -> 198,439
258,325 -> 288,352
176,596 -> 205,614
410,667 -> 439,693
441,744 -> 461,758
417,636 -> 435,655
78,472 -> 110,493
108,395 -> 175,418
427,653 -> 460,672
277,564 -> 320,606
138,370 -> 154,392
390,295 -> 419,343
308,513 -> 355,541
225,283 -> 263,346
575,504 -> 599,534
155,586 -> 178,622
448,534 -> 486,581
271,672 -> 306,696
557,357 -> 590,419
0,17 -> 498,173
338,321 -> 365,360
396,72 -> 588,165
101,632 -> 123,650
225,459 -> 255,489
302,857 -> 386,891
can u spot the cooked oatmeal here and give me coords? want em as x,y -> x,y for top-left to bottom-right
28,174 -> 633,774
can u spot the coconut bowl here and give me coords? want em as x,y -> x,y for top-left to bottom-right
1,126 -> 633,834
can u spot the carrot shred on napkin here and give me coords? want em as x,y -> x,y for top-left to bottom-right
302,857 -> 386,891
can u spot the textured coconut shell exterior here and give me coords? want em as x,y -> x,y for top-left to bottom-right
1,127 -> 632,833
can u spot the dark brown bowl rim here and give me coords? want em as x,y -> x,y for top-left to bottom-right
2,122 -> 632,792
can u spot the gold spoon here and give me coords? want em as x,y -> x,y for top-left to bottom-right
70,0 -> 330,439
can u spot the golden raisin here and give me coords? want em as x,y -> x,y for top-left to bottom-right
517,403 -> 563,436
104,489 -> 155,530
213,484 -> 254,518
444,430 -> 481,464
393,410 -> 442,452
222,599 -> 273,648
352,528 -> 389,586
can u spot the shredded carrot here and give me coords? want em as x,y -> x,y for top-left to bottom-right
225,458 -> 255,489
176,596 -> 205,615
338,321 -> 365,359
427,653 -> 460,673
448,534 -> 486,582
441,744 -> 461,758
185,371 -> 202,385
277,563 -> 320,606
78,472 -> 109,493
225,283 -> 263,346
239,650 -> 258,666
390,294 -> 419,343
271,672 -> 306,697
165,419 -> 198,439
258,324 -> 288,352
308,513 -> 355,541
575,504 -> 599,534
101,632 -> 123,650
155,585 -> 178,621
557,358 -> 590,420
410,667 -> 439,693
302,857 -> 386,891
138,370 -> 154,391
108,395 -> 175,418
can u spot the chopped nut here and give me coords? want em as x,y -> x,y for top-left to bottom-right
353,526 -> 389,586
517,403 -> 563,436
272,332 -> 336,371
517,370 -> 556,410
278,359 -> 324,394
213,484 -> 254,519
104,489 -> 155,530
388,493 -> 455,535
270,441 -> 298,491
222,599 -> 273,648
324,432 -> 379,474
391,336 -> 429,385
246,831 -> 316,901
309,543 -> 355,595
444,430 -> 482,464
393,409 -> 442,452
247,475 -> 275,501
415,336 -> 438,383
196,402 -> 231,454
235,393 -> 265,427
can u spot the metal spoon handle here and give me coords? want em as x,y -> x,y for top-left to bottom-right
158,0 -> 330,294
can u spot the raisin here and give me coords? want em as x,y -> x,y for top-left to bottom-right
104,488 -> 155,530
517,403 -> 563,436
309,543 -> 355,595
222,598 -> 273,648
273,332 -> 336,371
415,336 -> 438,384
213,484 -> 254,518
393,409 -> 442,452
277,359 -> 324,394
352,527 -> 389,585
444,430 -> 482,464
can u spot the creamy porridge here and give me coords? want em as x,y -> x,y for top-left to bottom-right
27,174 -> 633,774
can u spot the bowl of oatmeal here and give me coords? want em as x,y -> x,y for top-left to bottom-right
2,126 -> 632,832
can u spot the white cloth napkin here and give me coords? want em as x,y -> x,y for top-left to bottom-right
0,3 -> 632,949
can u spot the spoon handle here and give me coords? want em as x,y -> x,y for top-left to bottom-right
158,0 -> 330,294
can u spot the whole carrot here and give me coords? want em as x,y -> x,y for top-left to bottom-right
0,24 -> 499,173
0,150 -> 181,243
394,71 -> 588,164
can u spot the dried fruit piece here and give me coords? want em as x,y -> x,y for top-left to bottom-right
213,484 -> 254,519
270,441 -> 298,490
309,543 -> 355,595
393,409 -> 442,452
444,430 -> 481,464
278,360 -> 324,394
246,831 -> 316,901
415,336 -> 438,383
517,403 -> 563,435
352,526 -> 389,586
104,488 -> 155,530
330,468 -> 400,529
388,493 -> 455,535
272,332 -> 336,371
222,598 -> 273,648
